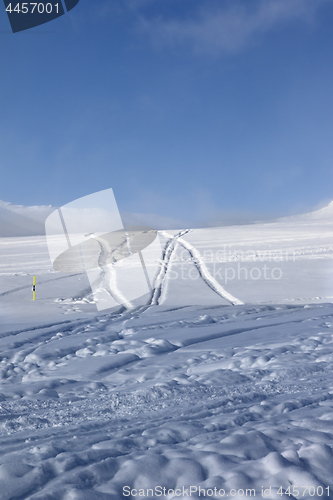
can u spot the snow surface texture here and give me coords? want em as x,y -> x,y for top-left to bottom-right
0,202 -> 333,499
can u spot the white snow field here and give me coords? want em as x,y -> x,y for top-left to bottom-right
0,201 -> 333,499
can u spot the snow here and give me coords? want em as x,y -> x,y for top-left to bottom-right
0,200 -> 333,499
0,200 -> 54,237
0,200 -> 187,237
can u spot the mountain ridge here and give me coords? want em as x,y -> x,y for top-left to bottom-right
1,199 -> 332,237
0,200 -> 187,236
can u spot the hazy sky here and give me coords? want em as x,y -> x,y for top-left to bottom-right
1,0 -> 333,224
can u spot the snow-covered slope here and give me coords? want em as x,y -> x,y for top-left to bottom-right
303,200 -> 333,219
276,200 -> 333,223
0,200 -> 333,499
0,200 -> 187,236
1,198 -> 333,237
0,200 -> 54,237
121,211 -> 188,230
0,302 -> 333,500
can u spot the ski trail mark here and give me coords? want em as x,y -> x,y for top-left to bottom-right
161,231 -> 244,306
90,237 -> 133,310
150,229 -> 192,306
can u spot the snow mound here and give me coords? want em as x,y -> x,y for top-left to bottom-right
277,200 -> 333,223
305,200 -> 333,219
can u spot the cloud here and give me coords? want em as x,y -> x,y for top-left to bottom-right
139,0 -> 330,55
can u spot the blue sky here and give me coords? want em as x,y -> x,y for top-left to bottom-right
0,0 -> 333,224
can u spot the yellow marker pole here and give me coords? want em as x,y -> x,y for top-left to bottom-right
33,275 -> 36,301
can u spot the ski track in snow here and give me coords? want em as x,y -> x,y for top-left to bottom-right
0,303 -> 333,498
93,236 -> 133,309
150,229 -> 192,306
162,231 -> 244,306
1,212 -> 333,499
152,229 -> 243,307
74,229 -> 198,309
